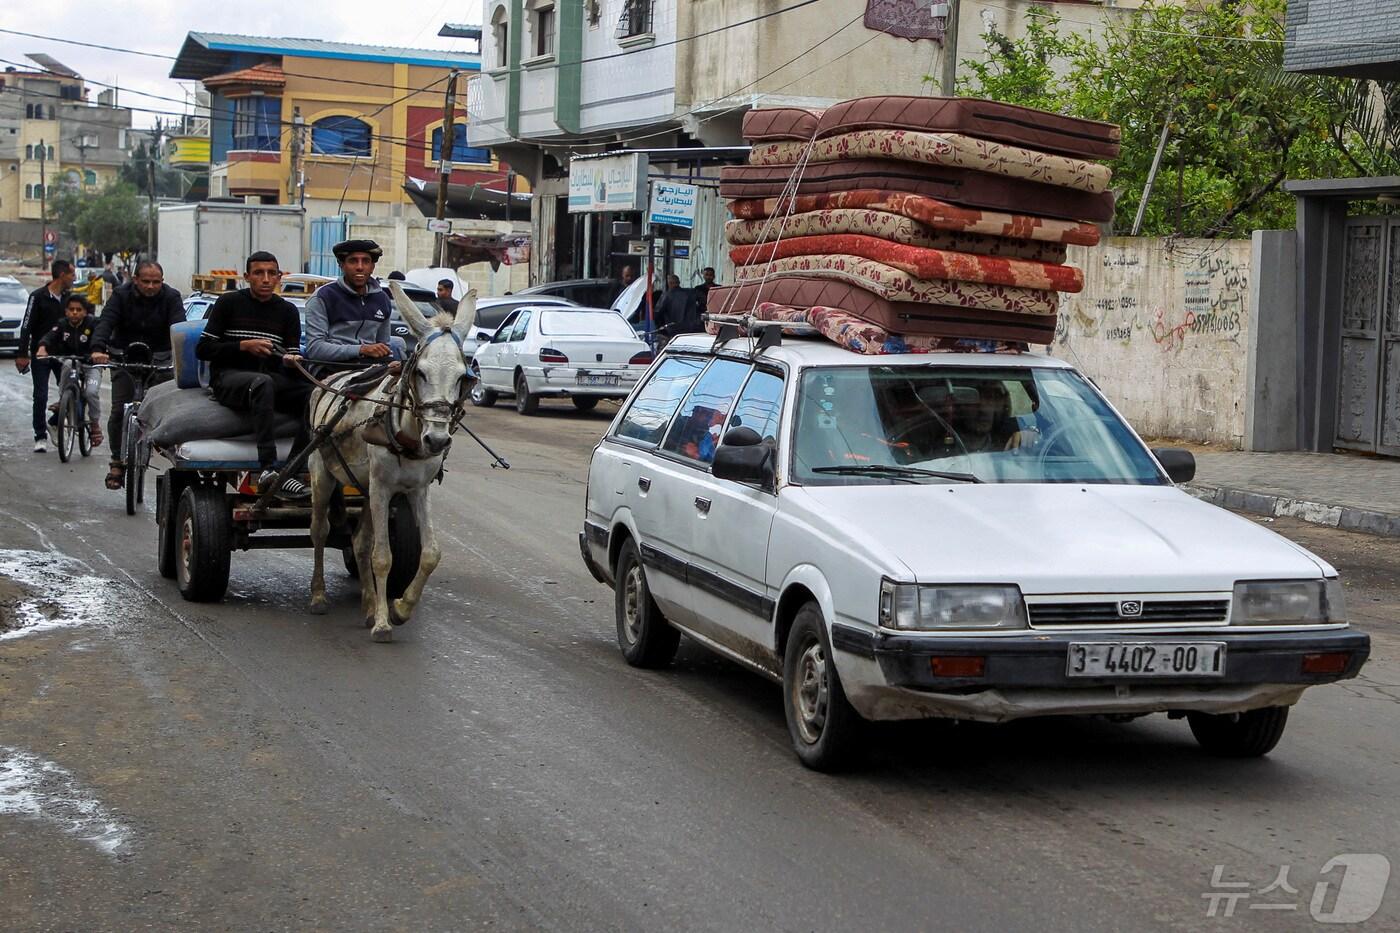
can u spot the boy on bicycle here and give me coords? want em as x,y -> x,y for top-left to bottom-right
34,295 -> 103,447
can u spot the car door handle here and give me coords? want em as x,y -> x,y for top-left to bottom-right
637,476 -> 651,493
694,496 -> 711,515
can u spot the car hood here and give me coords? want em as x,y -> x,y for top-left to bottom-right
787,483 -> 1331,594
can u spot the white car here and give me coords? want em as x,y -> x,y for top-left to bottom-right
579,333 -> 1370,770
471,306 -> 653,414
459,295 -> 578,358
0,275 -> 29,353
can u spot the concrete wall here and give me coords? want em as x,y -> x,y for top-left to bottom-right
1285,0 -> 1400,76
1052,237 -> 1254,448
1245,230 -> 1299,451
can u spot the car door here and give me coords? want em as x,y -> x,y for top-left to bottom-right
476,310 -> 518,389
652,357 -> 757,649
605,354 -> 709,622
499,309 -> 532,389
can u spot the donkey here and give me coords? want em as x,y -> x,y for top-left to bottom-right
307,282 -> 476,641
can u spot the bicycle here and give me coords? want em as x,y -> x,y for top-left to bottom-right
49,354 -> 99,463
96,341 -> 174,515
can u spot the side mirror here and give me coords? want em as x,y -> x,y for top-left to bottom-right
713,431 -> 774,487
1152,447 -> 1196,484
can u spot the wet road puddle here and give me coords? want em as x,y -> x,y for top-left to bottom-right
0,549 -> 123,641
0,746 -> 133,856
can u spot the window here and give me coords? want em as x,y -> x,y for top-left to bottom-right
232,94 -> 280,151
490,311 -> 519,343
24,144 -> 32,160
539,310 -> 634,337
508,310 -> 533,341
83,170 -> 96,186
491,5 -> 509,69
614,356 -> 706,448
662,359 -> 751,463
46,145 -> 54,161
430,123 -> 491,165
532,2 -> 556,57
616,0 -> 654,38
311,115 -> 371,157
727,370 -> 785,446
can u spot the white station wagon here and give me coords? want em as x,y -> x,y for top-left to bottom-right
580,331 -> 1370,770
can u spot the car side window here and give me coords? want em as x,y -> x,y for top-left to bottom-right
661,358 -> 752,464
614,356 -> 708,448
509,310 -> 532,342
726,369 -> 785,444
490,312 -> 518,343
476,305 -> 517,331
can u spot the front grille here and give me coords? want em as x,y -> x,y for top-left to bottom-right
1028,599 -> 1229,626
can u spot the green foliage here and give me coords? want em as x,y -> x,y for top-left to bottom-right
956,0 -> 1400,238
68,183 -> 150,254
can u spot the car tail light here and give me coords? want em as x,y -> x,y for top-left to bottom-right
629,351 -> 653,365
539,347 -> 568,363
929,656 -> 986,678
1302,652 -> 1350,675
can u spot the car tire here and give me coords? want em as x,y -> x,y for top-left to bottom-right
1187,706 -> 1289,758
571,396 -> 599,412
469,365 -> 496,407
783,603 -> 863,771
515,372 -> 539,415
613,538 -> 679,668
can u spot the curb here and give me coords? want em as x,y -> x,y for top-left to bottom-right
1183,483 -> 1400,539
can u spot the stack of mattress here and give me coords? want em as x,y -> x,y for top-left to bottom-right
706,96 -> 1120,352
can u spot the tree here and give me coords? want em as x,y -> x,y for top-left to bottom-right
956,0 -> 1400,238
73,183 -> 150,255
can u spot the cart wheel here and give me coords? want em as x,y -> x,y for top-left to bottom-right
176,485 -> 231,602
123,409 -> 140,515
341,545 -> 360,579
156,475 -> 178,580
386,493 -> 420,609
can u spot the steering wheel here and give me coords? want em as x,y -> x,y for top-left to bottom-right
888,413 -> 966,459
1032,423 -> 1077,470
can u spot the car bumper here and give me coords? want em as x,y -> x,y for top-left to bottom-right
831,625 -> 1370,722
525,366 -> 641,398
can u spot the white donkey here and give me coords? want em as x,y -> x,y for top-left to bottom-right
308,282 -> 475,641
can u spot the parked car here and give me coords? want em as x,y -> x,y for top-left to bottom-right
516,277 -> 619,308
0,276 -> 29,354
460,295 -> 578,357
579,333 -> 1370,771
388,284 -> 442,353
470,306 -> 653,414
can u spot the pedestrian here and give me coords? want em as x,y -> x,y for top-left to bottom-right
196,251 -> 312,499
435,278 -> 459,316
15,259 -> 76,452
653,274 -> 701,341
611,263 -> 636,304
693,266 -> 718,313
90,260 -> 185,490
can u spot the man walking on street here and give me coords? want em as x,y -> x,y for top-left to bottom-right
90,260 -> 184,489
197,252 -> 312,499
15,259 -> 76,452
304,239 -> 396,375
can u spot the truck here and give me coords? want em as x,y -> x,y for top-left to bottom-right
158,202 -> 305,295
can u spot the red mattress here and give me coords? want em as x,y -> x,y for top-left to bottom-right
706,278 -> 1057,345
731,234 -> 1084,293
809,96 -> 1120,160
719,160 -> 1115,222
728,190 -> 1102,246
741,106 -> 823,142
708,303 -> 1030,356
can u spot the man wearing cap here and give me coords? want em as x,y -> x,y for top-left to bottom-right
304,239 -> 396,374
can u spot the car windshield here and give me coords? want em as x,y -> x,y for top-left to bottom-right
539,310 -> 634,337
0,284 -> 26,304
791,365 -> 1167,486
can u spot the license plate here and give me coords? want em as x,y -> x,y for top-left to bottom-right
577,373 -> 619,387
1066,642 -> 1226,678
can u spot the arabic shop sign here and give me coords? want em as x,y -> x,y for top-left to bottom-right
647,181 -> 699,230
568,153 -> 648,213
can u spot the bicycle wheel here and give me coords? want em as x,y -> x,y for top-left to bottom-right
123,408 -> 140,515
135,438 -> 147,504
77,385 -> 91,458
56,386 -> 77,463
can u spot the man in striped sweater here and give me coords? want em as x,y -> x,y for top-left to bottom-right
195,251 -> 313,499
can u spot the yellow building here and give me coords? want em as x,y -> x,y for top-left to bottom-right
169,33 -> 518,224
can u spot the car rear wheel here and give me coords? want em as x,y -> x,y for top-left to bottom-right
571,396 -> 599,411
783,603 -> 863,771
1188,706 -> 1289,757
515,372 -> 539,415
613,538 -> 679,668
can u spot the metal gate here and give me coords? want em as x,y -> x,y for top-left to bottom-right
1335,217 -> 1400,456
308,215 -> 347,277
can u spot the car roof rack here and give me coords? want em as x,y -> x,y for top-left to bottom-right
703,312 -> 821,357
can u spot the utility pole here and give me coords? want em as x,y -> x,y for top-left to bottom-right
289,106 -> 305,205
146,123 -> 160,260
939,0 -> 961,97
38,138 -> 48,265
435,70 -> 460,267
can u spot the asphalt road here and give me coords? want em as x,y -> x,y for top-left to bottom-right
1,366 -> 1398,932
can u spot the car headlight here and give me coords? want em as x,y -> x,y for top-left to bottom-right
879,581 -> 1027,631
1231,579 -> 1346,625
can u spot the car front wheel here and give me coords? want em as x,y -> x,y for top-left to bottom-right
1188,706 -> 1289,757
470,366 -> 497,407
783,603 -> 862,771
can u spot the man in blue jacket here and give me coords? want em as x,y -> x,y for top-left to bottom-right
304,239 -> 395,375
